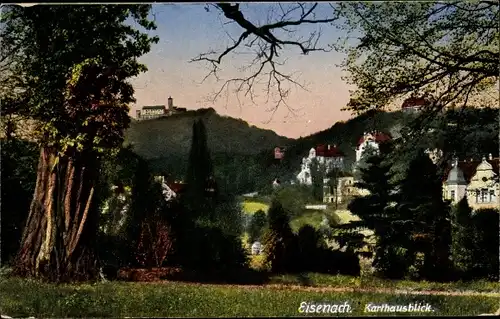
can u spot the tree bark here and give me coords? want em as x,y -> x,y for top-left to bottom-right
13,146 -> 100,282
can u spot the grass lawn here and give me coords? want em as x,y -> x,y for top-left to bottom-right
242,200 -> 269,215
268,272 -> 500,293
0,277 -> 498,317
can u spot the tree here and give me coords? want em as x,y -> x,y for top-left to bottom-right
184,119 -> 215,217
341,141 -> 409,278
296,224 -> 321,272
325,167 -> 340,209
247,209 -> 267,243
262,199 -> 296,273
310,158 -> 325,202
194,3 -> 497,116
394,149 -> 453,281
1,5 -> 158,281
450,196 -> 475,279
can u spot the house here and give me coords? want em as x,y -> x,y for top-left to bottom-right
154,175 -> 187,202
355,131 -> 392,163
401,96 -> 431,113
443,155 -> 499,210
296,144 -> 345,185
136,96 -> 187,120
251,241 -> 262,255
274,146 -> 285,160
323,174 -> 357,204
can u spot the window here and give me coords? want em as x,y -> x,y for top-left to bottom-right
490,190 -> 495,202
476,190 -> 480,203
450,190 -> 455,200
481,189 -> 488,203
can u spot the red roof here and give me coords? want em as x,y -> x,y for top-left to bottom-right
167,182 -> 186,194
315,144 -> 344,157
443,158 -> 499,183
402,97 -> 430,109
357,131 -> 392,147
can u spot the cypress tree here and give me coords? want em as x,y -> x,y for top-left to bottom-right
262,199 -> 296,273
451,196 -> 475,279
184,119 -> 215,216
345,141 -> 408,278
394,149 -> 452,280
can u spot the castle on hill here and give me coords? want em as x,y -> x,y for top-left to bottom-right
136,96 -> 187,120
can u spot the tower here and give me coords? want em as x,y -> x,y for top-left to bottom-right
168,96 -> 173,110
444,158 -> 467,203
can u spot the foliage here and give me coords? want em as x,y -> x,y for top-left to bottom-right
1,5 -> 159,152
135,218 -> 175,268
262,199 -> 296,273
469,208 -> 499,281
335,2 -> 498,114
172,223 -> 249,274
193,3 -> 497,118
393,149 -> 453,281
247,210 -> 267,243
295,225 -> 322,272
274,184 -> 315,218
1,5 -> 159,281
310,158 -> 325,202
344,141 -> 407,278
450,197 -> 475,279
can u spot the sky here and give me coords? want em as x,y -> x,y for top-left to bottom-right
129,3 -> 355,138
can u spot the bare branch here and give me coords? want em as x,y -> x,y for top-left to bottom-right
192,3 -> 339,113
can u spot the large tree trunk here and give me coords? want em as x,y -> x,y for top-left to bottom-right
13,146 -> 100,282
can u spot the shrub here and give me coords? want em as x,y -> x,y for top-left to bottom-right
173,224 -> 249,275
470,208 -> 499,281
315,247 -> 361,276
295,225 -> 322,272
135,218 -> 175,268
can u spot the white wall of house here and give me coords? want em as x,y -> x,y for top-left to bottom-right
355,135 -> 380,163
296,148 -> 344,185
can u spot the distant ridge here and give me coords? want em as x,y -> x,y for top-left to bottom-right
125,107 -> 293,159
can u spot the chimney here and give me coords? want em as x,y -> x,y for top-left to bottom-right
168,96 -> 173,110
489,153 -> 493,160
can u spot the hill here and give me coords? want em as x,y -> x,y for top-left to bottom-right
125,108 -> 293,182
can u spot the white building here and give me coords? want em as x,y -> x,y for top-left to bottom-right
136,96 -> 187,120
355,131 -> 392,163
296,144 -> 345,185
443,155 -> 499,210
154,175 -> 186,202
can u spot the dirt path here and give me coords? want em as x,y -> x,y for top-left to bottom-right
156,281 -> 500,298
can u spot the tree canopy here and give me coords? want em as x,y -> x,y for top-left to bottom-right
195,2 -> 498,114
0,5 -> 159,281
